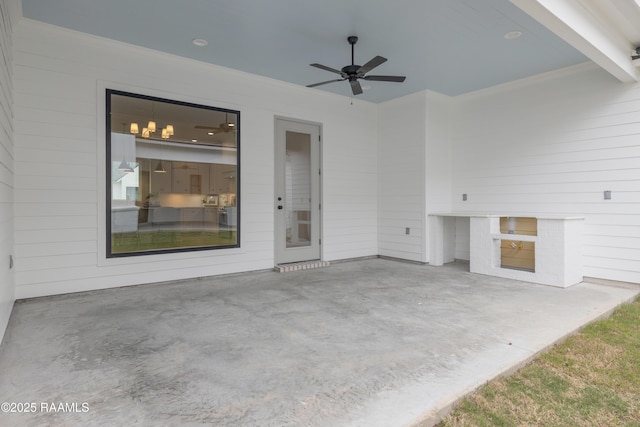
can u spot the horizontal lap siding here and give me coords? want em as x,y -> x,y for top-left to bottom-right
322,113 -> 378,260
452,65 -> 640,283
13,45 -> 100,282
0,0 -> 20,341
13,20 -> 378,298
376,91 -> 451,264
378,92 -> 427,262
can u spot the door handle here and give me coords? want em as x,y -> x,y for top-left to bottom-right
278,205 -> 283,210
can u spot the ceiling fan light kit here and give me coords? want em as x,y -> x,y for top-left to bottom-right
307,36 -> 406,96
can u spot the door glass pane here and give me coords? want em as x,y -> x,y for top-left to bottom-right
285,131 -> 311,248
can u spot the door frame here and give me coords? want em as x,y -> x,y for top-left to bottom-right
274,116 -> 323,265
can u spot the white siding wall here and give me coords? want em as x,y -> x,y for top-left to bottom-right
452,64 -> 640,283
13,19 -> 378,298
378,92 -> 427,262
0,0 -> 20,341
378,91 -> 452,263
425,92 -> 453,261
323,106 -> 379,261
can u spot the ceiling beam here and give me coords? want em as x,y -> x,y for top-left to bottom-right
511,0 -> 639,83
602,0 -> 640,45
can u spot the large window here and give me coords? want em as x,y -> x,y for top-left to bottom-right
106,90 -> 240,257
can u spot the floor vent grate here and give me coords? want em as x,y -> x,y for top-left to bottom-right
275,260 -> 330,273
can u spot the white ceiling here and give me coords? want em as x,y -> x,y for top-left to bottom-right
21,0 -> 590,102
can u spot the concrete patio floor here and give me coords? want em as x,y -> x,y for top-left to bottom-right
0,258 -> 637,426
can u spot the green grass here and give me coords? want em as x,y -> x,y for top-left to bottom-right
112,229 -> 236,253
438,295 -> 640,427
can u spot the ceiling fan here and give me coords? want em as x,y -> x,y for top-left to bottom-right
195,112 -> 236,133
307,36 -> 406,96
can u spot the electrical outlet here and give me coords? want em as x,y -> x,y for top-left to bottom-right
604,190 -> 611,200
405,227 -> 410,235
462,193 -> 467,201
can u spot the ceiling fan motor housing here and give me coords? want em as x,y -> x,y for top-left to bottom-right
342,64 -> 361,77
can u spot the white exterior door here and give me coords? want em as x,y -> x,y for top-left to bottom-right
275,119 -> 321,264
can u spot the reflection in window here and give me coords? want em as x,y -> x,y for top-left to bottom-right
285,131 -> 312,248
107,90 -> 239,257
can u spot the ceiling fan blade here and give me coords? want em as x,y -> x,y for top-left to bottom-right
350,79 -> 363,95
363,75 -> 406,82
307,78 -> 346,88
310,63 -> 343,75
357,56 -> 387,76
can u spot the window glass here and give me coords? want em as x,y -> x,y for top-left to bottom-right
107,90 -> 239,257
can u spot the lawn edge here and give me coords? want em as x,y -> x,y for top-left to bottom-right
412,286 -> 640,427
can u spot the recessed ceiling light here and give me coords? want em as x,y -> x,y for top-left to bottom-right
192,38 -> 208,47
192,139 -> 198,143
361,85 -> 372,91
504,31 -> 522,40
207,132 -> 214,135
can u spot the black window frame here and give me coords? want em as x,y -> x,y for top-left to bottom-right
106,89 -> 241,258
